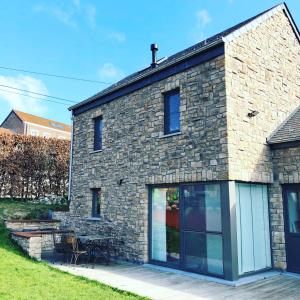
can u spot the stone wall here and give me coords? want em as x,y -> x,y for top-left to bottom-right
69,55 -> 227,262
269,146 -> 300,269
5,220 -> 60,232
225,9 -> 300,183
12,233 -> 42,260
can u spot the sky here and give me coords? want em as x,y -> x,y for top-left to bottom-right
0,0 -> 299,126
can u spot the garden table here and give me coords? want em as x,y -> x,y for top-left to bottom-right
77,235 -> 121,265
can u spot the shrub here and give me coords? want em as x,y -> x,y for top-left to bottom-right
0,133 -> 70,199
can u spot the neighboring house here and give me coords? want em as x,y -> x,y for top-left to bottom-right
0,110 -> 71,140
67,3 -> 300,281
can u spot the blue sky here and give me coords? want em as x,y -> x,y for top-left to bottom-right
0,0 -> 299,125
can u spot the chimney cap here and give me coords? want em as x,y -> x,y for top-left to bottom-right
151,43 -> 158,51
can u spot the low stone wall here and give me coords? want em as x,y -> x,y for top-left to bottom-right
5,219 -> 60,232
12,233 -> 42,260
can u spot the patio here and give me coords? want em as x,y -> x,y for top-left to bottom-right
52,261 -> 300,300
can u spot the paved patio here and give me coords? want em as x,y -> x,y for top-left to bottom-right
53,261 -> 300,300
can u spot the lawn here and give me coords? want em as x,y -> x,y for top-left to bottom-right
0,200 -> 146,300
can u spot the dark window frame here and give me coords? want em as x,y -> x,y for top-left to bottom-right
164,89 -> 180,135
91,188 -> 101,218
93,116 -> 103,151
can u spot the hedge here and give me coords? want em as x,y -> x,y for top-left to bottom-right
0,133 -> 70,199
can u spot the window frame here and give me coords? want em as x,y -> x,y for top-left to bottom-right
91,188 -> 101,218
93,116 -> 103,151
164,89 -> 180,135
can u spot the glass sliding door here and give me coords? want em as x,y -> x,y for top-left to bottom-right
150,183 -> 224,277
182,184 -> 223,276
151,186 -> 180,265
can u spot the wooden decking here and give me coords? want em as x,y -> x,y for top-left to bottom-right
54,262 -> 300,300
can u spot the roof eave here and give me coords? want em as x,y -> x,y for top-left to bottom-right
69,39 -> 224,112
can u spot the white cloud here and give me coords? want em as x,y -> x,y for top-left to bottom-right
108,31 -> 126,43
98,63 -> 125,81
34,1 -> 96,29
192,9 -> 212,42
34,3 -> 78,28
85,4 -> 96,29
196,9 -> 211,27
0,75 -> 48,116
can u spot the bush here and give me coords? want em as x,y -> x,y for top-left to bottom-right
0,133 -> 70,199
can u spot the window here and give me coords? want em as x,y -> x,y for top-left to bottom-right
164,90 -> 180,135
151,183 -> 224,276
31,129 -> 38,136
94,116 -> 103,151
92,189 -> 101,218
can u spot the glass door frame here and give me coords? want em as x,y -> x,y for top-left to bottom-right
282,184 -> 300,274
148,181 -> 235,280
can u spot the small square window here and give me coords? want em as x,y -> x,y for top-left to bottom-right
94,117 -> 103,151
164,90 -> 180,135
91,188 -> 101,218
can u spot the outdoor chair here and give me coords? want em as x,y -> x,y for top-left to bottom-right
69,236 -> 88,265
52,232 -> 73,263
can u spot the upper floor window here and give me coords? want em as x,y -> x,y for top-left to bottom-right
164,90 -> 180,135
91,188 -> 101,218
94,116 -> 103,151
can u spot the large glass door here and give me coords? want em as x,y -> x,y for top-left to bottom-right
283,185 -> 300,274
150,183 -> 224,277
182,184 -> 223,276
151,186 -> 180,266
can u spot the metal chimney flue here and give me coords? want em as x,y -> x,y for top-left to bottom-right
150,43 -> 158,68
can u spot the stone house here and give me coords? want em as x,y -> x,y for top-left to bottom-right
0,110 -> 71,140
67,3 -> 300,281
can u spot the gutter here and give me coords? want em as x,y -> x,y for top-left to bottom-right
68,114 -> 74,202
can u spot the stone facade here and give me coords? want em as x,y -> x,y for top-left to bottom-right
70,55 -> 227,262
224,10 -> 300,270
225,10 -> 300,183
68,8 -> 300,270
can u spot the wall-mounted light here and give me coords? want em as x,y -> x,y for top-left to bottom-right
247,110 -> 259,118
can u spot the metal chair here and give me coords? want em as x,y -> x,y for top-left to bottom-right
69,236 -> 88,265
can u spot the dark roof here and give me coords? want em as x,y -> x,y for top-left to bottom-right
70,3 -> 297,113
268,106 -> 300,144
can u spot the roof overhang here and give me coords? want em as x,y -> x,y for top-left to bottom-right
269,140 -> 300,150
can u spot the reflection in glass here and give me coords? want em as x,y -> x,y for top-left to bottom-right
151,187 -> 180,264
183,184 -> 221,232
184,232 -> 223,275
288,191 -> 300,233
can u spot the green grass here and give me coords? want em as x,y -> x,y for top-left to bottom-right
0,200 -> 146,300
